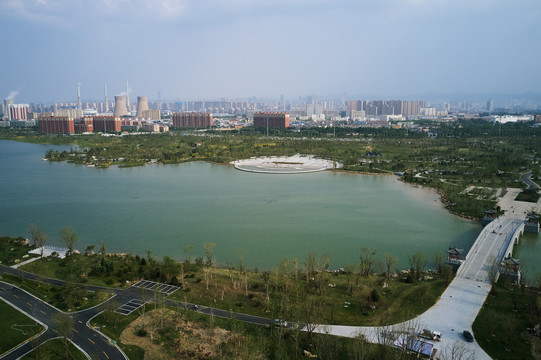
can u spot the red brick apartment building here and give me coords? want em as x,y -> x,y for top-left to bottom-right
172,112 -> 213,128
38,116 -> 75,134
92,116 -> 121,133
253,112 -> 290,128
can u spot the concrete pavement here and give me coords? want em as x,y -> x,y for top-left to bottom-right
311,216 -> 526,359
0,281 -> 127,360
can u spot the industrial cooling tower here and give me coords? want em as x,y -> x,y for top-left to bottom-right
3,99 -> 14,120
113,95 -> 128,117
136,96 -> 149,118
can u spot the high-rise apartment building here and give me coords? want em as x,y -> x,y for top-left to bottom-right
487,99 -> 494,112
253,113 -> 290,128
92,116 -> 121,133
172,112 -> 213,128
5,104 -> 30,121
38,116 -> 75,134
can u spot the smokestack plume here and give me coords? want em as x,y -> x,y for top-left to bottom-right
136,96 -> 149,118
5,90 -> 18,100
113,95 -> 129,117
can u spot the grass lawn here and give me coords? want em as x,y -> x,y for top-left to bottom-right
1,274 -> 113,312
0,299 -> 43,355
169,267 -> 452,326
514,191 -> 541,203
19,253 -> 453,327
90,307 -> 152,360
21,338 -> 87,360
473,283 -> 538,360
0,236 -> 37,266
21,256 -> 130,289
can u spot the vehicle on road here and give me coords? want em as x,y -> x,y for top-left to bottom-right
419,329 -> 442,341
274,318 -> 288,327
463,330 -> 474,342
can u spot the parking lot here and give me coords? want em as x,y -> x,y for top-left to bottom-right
131,280 -> 179,295
115,298 -> 146,315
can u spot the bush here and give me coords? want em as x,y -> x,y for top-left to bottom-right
370,289 -> 380,302
136,329 -> 147,337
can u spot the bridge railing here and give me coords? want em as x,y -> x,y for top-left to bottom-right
495,221 -> 524,263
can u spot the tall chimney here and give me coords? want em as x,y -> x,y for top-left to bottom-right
77,83 -> 82,108
125,79 -> 130,114
136,96 -> 149,118
104,83 -> 109,113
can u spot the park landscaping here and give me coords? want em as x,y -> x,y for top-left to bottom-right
0,299 -> 43,355
21,338 -> 87,360
19,245 -> 453,327
1,273 -> 112,312
473,281 -> 541,360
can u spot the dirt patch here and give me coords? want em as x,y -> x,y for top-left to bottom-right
119,308 -> 262,360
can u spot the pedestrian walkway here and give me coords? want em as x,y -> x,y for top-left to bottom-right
131,280 -> 179,295
10,256 -> 41,269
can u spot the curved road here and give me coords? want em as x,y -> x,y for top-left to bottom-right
0,218 -> 526,360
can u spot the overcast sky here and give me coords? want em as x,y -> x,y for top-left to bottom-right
1,0 -> 540,103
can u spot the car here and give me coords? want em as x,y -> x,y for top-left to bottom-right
274,319 -> 288,327
463,330 -> 474,342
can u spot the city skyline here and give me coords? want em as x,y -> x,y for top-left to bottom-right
1,0 -> 540,103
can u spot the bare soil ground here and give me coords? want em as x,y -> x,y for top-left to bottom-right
119,308 -> 263,360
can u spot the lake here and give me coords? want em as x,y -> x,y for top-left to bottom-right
0,139 -> 487,271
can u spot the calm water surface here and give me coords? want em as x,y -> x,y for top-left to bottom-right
0,140 -> 508,271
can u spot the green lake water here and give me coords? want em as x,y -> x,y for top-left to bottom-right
3,139 -> 536,274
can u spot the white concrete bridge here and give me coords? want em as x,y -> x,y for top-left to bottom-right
310,216 -> 526,359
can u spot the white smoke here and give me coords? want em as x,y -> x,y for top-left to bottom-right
118,87 -> 132,96
5,90 -> 18,100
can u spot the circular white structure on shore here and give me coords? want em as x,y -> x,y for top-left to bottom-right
231,155 -> 341,174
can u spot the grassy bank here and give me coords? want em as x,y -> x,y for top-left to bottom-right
0,299 -> 43,355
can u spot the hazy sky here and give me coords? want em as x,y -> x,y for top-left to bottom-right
1,0 -> 540,103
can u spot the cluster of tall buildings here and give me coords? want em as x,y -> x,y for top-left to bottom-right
3,99 -> 30,121
346,100 -> 426,117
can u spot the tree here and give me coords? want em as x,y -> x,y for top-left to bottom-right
59,227 -> 78,257
84,244 -> 95,256
237,248 -> 246,274
161,256 -> 179,283
360,247 -> 376,277
203,242 -> 215,267
384,253 -> 398,279
183,243 -> 194,268
408,251 -> 427,280
99,241 -> 106,257
434,251 -> 445,273
53,312 -> 74,359
487,255 -> 501,289
304,251 -> 317,283
29,224 -> 48,257
440,340 -> 476,360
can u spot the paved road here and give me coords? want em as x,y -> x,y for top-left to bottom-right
0,264 -> 276,360
0,281 -> 125,360
310,217 -> 524,360
0,216 -> 528,359
521,171 -> 540,191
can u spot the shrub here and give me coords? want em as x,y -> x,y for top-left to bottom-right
370,289 -> 380,302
